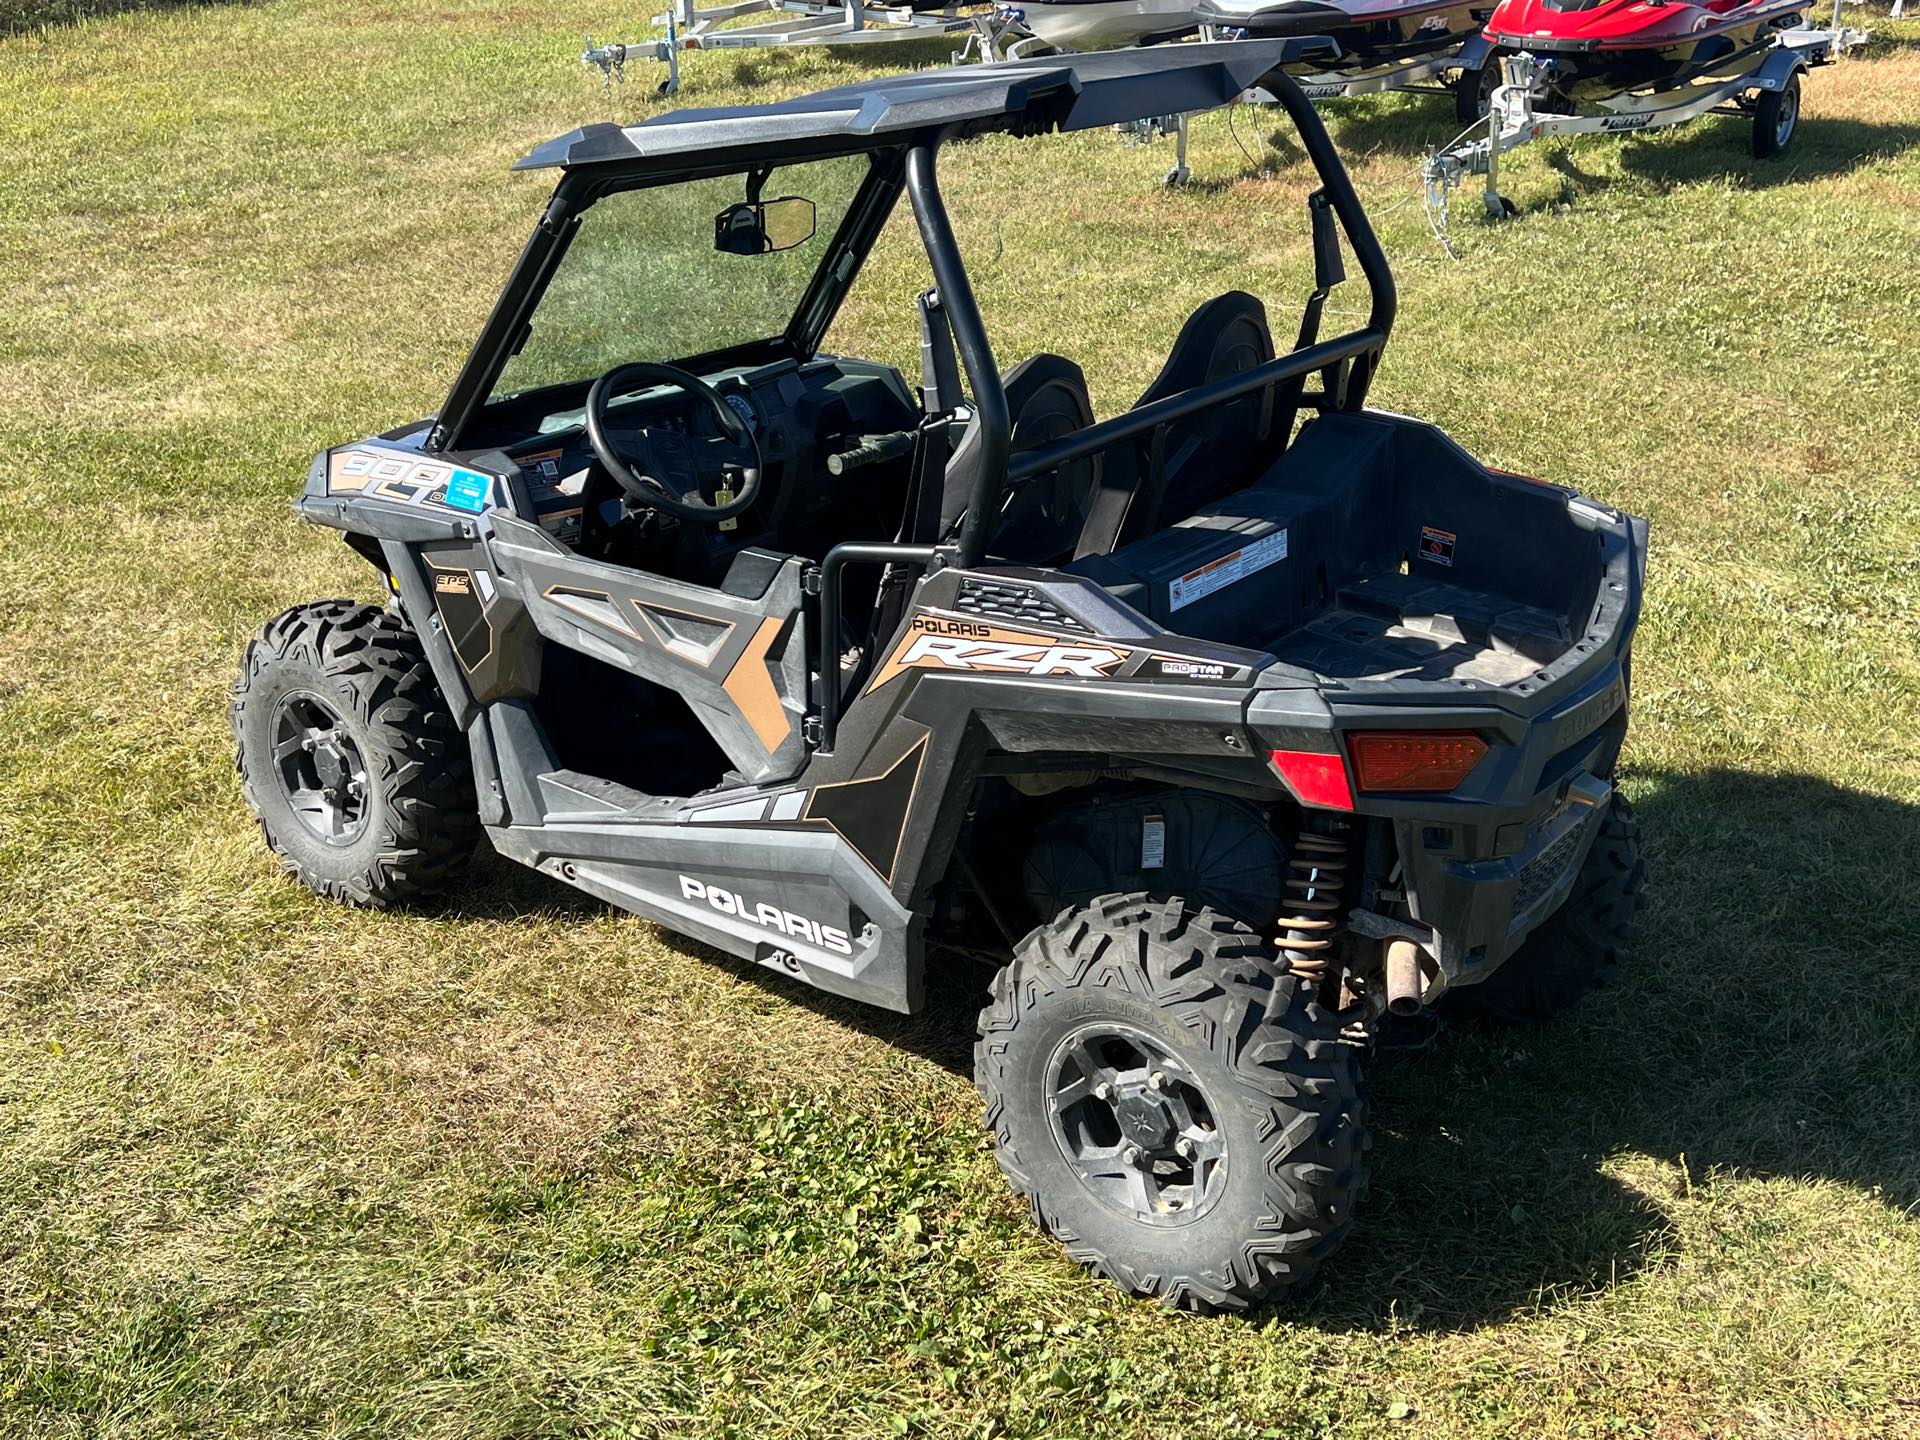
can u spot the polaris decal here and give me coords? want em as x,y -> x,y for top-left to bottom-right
679,875 -> 853,956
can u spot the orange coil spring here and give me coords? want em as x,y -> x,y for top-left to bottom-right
1275,826 -> 1349,984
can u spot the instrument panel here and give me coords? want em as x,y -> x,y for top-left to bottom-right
494,356 -> 919,564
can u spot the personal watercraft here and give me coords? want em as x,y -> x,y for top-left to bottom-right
1013,0 -> 1486,64
1477,0 -> 1814,99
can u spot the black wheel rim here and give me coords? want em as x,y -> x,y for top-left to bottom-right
1044,1023 -> 1228,1228
269,690 -> 370,846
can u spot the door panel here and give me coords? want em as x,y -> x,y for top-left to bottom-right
487,515 -> 810,785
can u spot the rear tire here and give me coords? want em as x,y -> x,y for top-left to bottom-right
232,599 -> 478,907
976,894 -> 1368,1313
1752,74 -> 1800,159
1442,795 -> 1644,1025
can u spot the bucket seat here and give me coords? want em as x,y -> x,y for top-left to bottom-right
1074,291 -> 1276,559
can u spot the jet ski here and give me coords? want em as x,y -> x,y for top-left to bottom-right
1477,0 -> 1815,99
1014,0 -> 1485,65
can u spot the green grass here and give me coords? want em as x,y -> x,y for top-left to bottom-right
3,2 -> 1920,1436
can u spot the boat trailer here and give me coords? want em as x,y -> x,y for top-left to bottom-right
1120,33 -> 1471,185
584,0 -> 1012,96
1421,20 -> 1864,242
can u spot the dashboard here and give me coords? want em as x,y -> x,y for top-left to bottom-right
493,356 -> 918,571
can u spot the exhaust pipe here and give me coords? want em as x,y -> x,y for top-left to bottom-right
1384,939 -> 1429,1017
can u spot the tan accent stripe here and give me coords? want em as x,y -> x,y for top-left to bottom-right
799,734 -> 931,885
723,616 -> 789,754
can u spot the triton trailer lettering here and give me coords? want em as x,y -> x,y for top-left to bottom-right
232,45 -> 1648,1314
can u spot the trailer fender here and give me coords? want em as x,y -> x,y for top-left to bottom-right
1751,43 -> 1812,90
1452,34 -> 1497,74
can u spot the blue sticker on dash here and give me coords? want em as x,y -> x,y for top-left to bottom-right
442,468 -> 493,513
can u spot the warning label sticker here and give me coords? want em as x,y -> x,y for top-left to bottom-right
1141,815 -> 1166,870
1418,525 -> 1457,566
1168,528 -> 1289,612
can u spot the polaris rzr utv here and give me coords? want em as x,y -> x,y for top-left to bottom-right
233,41 -> 1648,1312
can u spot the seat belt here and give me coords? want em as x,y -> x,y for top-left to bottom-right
1273,189 -> 1346,445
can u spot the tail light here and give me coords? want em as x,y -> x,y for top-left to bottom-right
1347,730 -> 1488,794
1267,748 -> 1355,811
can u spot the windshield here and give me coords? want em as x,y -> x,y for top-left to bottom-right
489,155 -> 870,402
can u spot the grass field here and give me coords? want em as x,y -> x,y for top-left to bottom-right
3,2 -> 1919,1435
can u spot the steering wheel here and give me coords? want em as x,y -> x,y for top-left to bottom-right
585,361 -> 763,524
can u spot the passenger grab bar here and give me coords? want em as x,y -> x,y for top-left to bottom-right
1007,327 -> 1378,485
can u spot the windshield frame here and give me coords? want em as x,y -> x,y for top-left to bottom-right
432,142 -> 909,453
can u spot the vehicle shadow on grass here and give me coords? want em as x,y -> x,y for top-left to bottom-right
1614,114 -> 1920,188
1299,765 -> 1920,1333
443,765 -> 1920,1330
1468,114 -> 1920,222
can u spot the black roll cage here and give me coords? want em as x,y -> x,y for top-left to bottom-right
920,69 -> 1399,553
433,70 -> 1395,731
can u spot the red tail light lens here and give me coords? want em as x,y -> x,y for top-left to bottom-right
1347,731 -> 1488,794
1268,747 -> 1355,811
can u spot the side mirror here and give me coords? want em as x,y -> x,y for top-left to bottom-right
713,196 -> 817,256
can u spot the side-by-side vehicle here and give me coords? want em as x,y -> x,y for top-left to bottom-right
233,43 -> 1648,1311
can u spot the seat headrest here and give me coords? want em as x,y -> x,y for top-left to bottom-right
941,352 -> 1097,537
1136,291 -> 1275,409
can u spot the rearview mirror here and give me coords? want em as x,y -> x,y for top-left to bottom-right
714,196 -> 817,256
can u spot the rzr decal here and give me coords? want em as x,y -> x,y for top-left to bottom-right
868,614 -> 1125,690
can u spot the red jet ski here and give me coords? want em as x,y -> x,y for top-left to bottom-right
1478,0 -> 1814,100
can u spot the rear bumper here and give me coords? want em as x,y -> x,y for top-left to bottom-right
1396,769 -> 1611,985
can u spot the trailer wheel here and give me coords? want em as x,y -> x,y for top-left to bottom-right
1752,73 -> 1800,159
1454,62 -> 1497,125
976,894 -> 1368,1312
1442,795 -> 1644,1025
233,599 -> 479,908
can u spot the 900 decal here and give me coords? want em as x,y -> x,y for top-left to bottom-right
327,448 -> 494,513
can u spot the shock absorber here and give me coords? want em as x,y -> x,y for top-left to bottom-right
1274,817 -> 1351,989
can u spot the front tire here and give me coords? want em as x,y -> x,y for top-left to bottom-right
1442,795 -> 1645,1025
975,895 -> 1368,1313
232,599 -> 479,907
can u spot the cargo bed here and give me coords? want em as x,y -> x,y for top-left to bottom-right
1068,411 -> 1609,690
